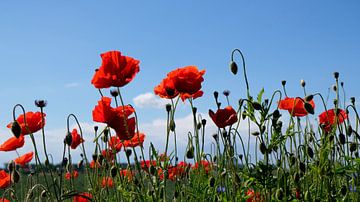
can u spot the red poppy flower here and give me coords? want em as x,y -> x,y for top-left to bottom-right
278,97 -> 314,117
122,133 -> 145,148
120,169 -> 134,181
101,177 -> 113,188
154,76 -> 179,99
319,108 -> 347,132
73,192 -> 92,202
140,160 -> 157,172
0,170 -> 10,189
14,151 -> 33,166
108,136 -> 122,152
7,112 -> 46,136
70,129 -> 84,149
65,170 -> 79,180
91,50 -> 140,88
92,97 -> 136,140
101,149 -> 116,162
192,160 -> 212,174
89,160 -> 101,169
209,106 -> 238,128
0,135 -> 25,152
167,66 -> 205,101
246,189 -> 263,202
0,198 -> 10,202
165,162 -> 191,181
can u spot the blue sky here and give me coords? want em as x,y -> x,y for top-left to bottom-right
0,1 -> 359,165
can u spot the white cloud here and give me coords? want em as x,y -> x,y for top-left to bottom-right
65,82 -> 80,88
133,92 -> 170,109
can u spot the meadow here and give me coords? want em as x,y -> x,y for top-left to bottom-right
0,49 -> 359,201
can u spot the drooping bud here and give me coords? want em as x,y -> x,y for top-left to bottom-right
65,132 -> 72,146
252,102 -> 262,111
251,131 -> 260,136
11,121 -> 22,138
230,61 -> 238,75
299,162 -> 306,173
307,146 -> 314,159
304,102 -> 315,115
11,170 -> 20,183
346,125 -> 353,136
305,94 -> 314,102
8,161 -> 15,172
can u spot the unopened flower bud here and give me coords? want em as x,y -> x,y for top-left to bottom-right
209,177 -> 215,187
94,126 -> 98,132
276,188 -> 284,200
300,79 -> 306,87
8,161 -> 15,172
213,91 -> 219,99
259,142 -> 267,154
252,102 -> 262,111
35,100 -> 47,108
304,102 -> 314,115
125,149 -> 132,157
339,133 -> 346,145
201,119 -> 207,126
110,89 -> 119,97
110,166 -> 118,178
281,80 -> 286,86
41,190 -> 47,198
165,104 -> 172,112
11,121 -> 22,138
333,72 -> 339,79
11,170 -> 20,183
230,61 -> 238,75
186,147 -> 194,159
170,120 -> 176,132
65,132 -> 72,146
350,143 -> 357,152
307,146 -> 314,159
223,90 -> 230,97
305,95 -> 314,102
332,85 -> 337,92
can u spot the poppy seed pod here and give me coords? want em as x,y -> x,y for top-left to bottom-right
35,100 -> 47,108
125,149 -> 132,157
94,126 -> 98,132
223,90 -> 230,97
11,121 -> 22,138
333,72 -> 339,79
110,89 -> 119,97
281,80 -> 286,86
304,102 -> 315,115
201,119 -> 207,126
230,61 -> 238,75
350,97 -> 356,105
213,91 -> 219,99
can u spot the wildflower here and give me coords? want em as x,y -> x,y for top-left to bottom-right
89,160 -> 101,169
0,135 -> 25,152
14,151 -> 34,166
70,129 -> 84,149
122,133 -> 145,148
101,177 -> 113,188
0,198 -> 10,202
154,76 -> 179,99
108,136 -> 122,152
91,50 -> 140,88
73,192 -> 92,202
216,186 -> 226,193
246,189 -> 263,202
278,97 -> 315,117
319,108 -> 347,132
158,66 -> 205,101
209,106 -> 238,128
140,160 -> 157,172
7,112 -> 46,136
65,170 -> 79,180
0,170 -> 10,189
120,169 -> 134,181
92,97 -> 136,140
192,160 -> 212,174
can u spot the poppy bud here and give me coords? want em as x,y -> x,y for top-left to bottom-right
170,120 -> 176,132
110,89 -> 119,97
212,134 -> 218,141
281,80 -> 286,86
65,132 -> 72,146
125,149 -> 132,157
8,161 -> 15,172
350,143 -> 357,153
307,146 -> 314,159
300,79 -> 306,87
305,95 -> 314,102
333,99 -> 338,106
213,156 -> 217,162
62,157 -> 68,167
186,147 -> 194,159
213,91 -> 219,99
346,125 -> 353,136
252,102 -> 262,111
350,97 -> 356,105
209,177 -> 215,187
11,121 -> 22,138
165,104 -> 172,112
339,133 -> 346,145
149,165 -> 157,175
251,131 -> 260,136
98,154 -> 104,165
355,152 -> 359,158
94,126 -> 98,132
289,154 -> 296,166
223,90 -> 230,97
242,112 -> 247,120
299,162 -> 306,173
304,102 -> 314,115
92,154 -> 98,162
273,109 -> 280,119
276,159 -> 281,167
45,159 -> 50,166
239,154 -> 243,160
110,166 -> 118,178
259,142 -> 267,154
293,172 -> 300,183
77,159 -> 84,168
333,72 -> 339,79
11,170 -> 20,183
35,100 -> 47,108
197,122 -> 202,130
341,82 -> 344,87
275,188 -> 284,200
332,85 -> 337,92
41,190 -> 47,198
230,61 -> 238,75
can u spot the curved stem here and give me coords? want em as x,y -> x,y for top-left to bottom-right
231,49 -> 250,97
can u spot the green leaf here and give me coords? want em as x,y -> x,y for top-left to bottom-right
257,88 -> 265,103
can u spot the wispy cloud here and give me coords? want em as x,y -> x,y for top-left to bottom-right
133,92 -> 169,109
